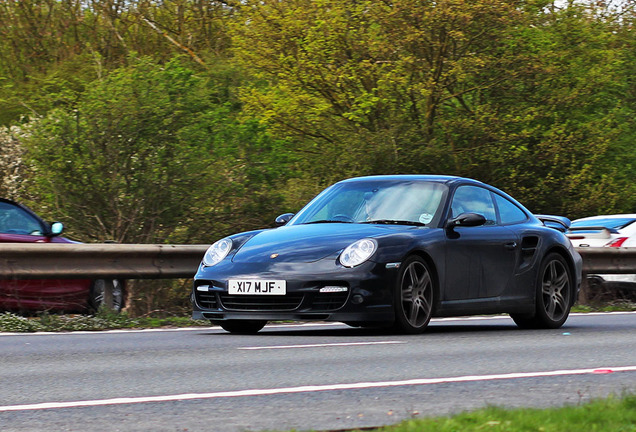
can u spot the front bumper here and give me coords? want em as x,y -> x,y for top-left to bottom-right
192,259 -> 398,323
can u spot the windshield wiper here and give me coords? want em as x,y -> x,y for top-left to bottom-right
363,219 -> 426,226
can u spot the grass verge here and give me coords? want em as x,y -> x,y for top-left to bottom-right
0,309 -> 209,332
572,302 -> 636,313
368,393 -> 636,432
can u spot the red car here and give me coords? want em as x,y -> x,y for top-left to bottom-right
0,198 -> 124,313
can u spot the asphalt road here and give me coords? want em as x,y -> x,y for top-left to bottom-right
1,312 -> 635,432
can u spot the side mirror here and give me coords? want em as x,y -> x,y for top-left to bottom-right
49,221 -> 64,236
275,213 -> 295,226
445,213 -> 486,230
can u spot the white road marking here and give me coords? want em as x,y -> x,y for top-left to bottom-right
0,327 -> 211,337
2,365 -> 635,413
432,311 -> 636,322
266,322 -> 343,328
238,341 -> 405,350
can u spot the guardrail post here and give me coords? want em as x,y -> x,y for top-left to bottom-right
103,279 -> 115,309
578,271 -> 589,305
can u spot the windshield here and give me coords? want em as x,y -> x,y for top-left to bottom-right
0,202 -> 45,235
571,217 -> 636,231
289,180 -> 448,226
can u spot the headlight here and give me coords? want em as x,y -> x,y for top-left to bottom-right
339,238 -> 377,268
202,238 -> 233,267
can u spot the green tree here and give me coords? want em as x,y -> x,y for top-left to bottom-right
230,0 -> 636,216
230,0 -> 528,197
23,56 -> 287,244
0,126 -> 27,199
452,1 -> 636,217
0,0 -> 234,125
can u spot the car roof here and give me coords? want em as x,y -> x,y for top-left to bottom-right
0,197 -> 37,214
338,174 -> 480,185
0,196 -> 48,221
336,175 -> 537,219
0,197 -> 21,206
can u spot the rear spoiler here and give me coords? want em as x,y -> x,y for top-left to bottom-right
535,215 -> 571,233
566,226 -> 617,239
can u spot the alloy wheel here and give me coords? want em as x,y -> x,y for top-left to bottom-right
399,259 -> 433,329
541,258 -> 570,322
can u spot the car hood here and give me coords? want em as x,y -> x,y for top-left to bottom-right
232,223 -> 416,264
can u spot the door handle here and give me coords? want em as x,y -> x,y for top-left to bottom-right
504,242 -> 517,250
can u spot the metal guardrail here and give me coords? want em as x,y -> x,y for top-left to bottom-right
577,247 -> 636,303
576,247 -> 636,273
0,243 -> 209,279
0,243 -> 634,278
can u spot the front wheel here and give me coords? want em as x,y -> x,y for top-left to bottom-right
213,320 -> 267,334
511,253 -> 573,329
392,256 -> 435,334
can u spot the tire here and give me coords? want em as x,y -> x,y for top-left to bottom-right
89,279 -> 124,313
392,256 -> 434,334
213,320 -> 267,334
511,253 -> 573,329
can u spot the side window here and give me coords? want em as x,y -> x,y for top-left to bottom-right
450,186 -> 497,225
494,194 -> 528,225
0,202 -> 45,235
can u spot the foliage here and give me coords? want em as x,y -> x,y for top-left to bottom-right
0,126 -> 27,199
126,279 -> 193,317
230,1 -> 525,190
229,0 -> 636,217
3,0 -> 635,222
0,310 -> 209,333
21,56 -> 287,244
0,311 -> 129,332
0,312 -> 45,332
370,394 -> 636,432
22,57 -> 211,243
0,0 -> 234,124
573,303 -> 636,313
465,2 -> 636,217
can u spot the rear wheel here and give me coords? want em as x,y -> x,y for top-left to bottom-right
213,320 -> 267,334
511,253 -> 572,329
89,279 -> 124,313
392,256 -> 434,334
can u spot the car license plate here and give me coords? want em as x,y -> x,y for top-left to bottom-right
228,279 -> 286,295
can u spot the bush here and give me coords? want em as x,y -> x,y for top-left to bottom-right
0,309 -> 209,333
0,310 -> 140,333
0,312 -> 45,332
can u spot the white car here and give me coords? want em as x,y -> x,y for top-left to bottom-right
567,214 -> 636,288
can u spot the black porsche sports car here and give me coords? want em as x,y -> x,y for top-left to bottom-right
193,175 -> 582,334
